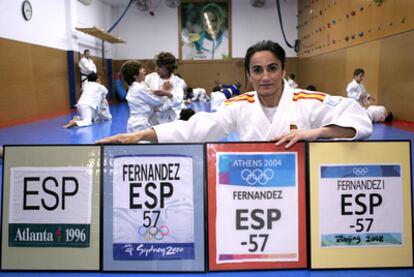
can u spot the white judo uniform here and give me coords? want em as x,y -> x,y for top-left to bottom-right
346,79 -> 369,106
75,82 -> 111,127
287,78 -> 298,89
126,81 -> 163,133
366,105 -> 388,122
145,72 -> 185,124
153,82 -> 373,142
210,90 -> 227,112
191,88 -> 209,102
78,57 -> 97,86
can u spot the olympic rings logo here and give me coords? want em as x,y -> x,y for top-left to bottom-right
138,225 -> 170,241
241,169 -> 274,185
353,167 -> 369,176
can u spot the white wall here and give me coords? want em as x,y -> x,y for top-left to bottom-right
113,0 -> 298,60
75,0 -> 114,57
0,0 -> 297,59
0,0 -> 69,50
232,1 -> 298,58
112,3 -> 179,60
0,0 -> 113,56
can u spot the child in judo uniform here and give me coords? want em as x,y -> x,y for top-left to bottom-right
121,61 -> 173,133
145,52 -> 186,124
64,72 -> 111,128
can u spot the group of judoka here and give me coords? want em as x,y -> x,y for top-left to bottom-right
68,40 -> 396,149
64,49 -> 111,128
0,41 -> 396,159
96,40 -> 373,147
65,49 -> 238,130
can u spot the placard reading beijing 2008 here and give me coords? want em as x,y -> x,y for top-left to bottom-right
319,164 -> 403,248
112,155 -> 194,260
216,152 -> 298,263
9,167 -> 92,248
309,141 -> 412,269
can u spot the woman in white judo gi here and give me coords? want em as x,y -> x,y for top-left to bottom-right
145,52 -> 186,124
210,85 -> 229,112
97,40 -> 372,148
64,72 -> 111,128
121,61 -> 174,133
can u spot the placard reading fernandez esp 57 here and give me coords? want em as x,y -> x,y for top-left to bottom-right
112,155 -> 195,260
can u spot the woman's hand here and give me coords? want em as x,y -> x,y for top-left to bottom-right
162,81 -> 172,91
153,90 -> 173,98
96,128 -> 158,144
273,129 -> 321,149
273,126 -> 356,149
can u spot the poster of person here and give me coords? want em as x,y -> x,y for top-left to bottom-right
180,0 -> 231,61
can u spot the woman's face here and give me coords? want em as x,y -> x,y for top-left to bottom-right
203,11 -> 221,34
248,51 -> 284,106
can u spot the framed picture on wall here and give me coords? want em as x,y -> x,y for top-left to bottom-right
179,0 -> 231,61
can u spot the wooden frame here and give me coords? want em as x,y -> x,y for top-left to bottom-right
179,0 -> 232,62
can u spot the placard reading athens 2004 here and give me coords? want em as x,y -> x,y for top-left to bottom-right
216,152 -> 299,263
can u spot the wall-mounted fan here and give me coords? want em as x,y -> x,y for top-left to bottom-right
135,0 -> 152,11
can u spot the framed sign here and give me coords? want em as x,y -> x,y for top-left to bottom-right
1,145 -> 101,271
102,144 -> 205,272
207,142 -> 307,271
179,0 -> 231,61
309,141 -> 413,269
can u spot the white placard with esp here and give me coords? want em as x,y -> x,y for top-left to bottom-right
9,167 -> 93,247
112,155 -> 195,260
216,152 -> 299,263
319,164 -> 403,247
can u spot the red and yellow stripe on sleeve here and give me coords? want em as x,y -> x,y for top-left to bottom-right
224,93 -> 255,106
293,91 -> 326,102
